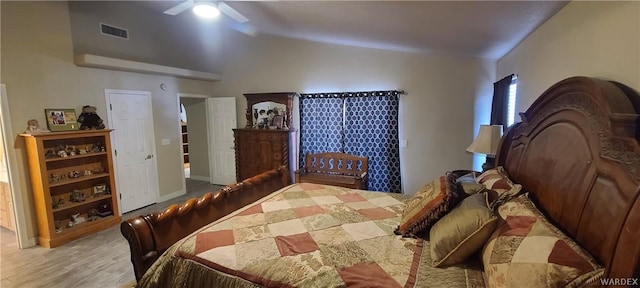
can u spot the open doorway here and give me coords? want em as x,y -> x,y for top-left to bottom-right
0,113 -> 16,233
1,83 -> 29,249
178,94 -> 210,183
179,103 -> 190,179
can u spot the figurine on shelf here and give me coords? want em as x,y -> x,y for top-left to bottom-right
24,119 -> 49,134
50,173 -> 60,183
78,147 -> 88,155
69,190 -> 85,202
87,209 -> 99,222
97,203 -> 113,217
68,170 -> 81,178
68,214 -> 78,227
92,142 -> 106,152
92,184 -> 107,197
65,145 -> 76,157
91,166 -> 104,174
77,105 -> 105,130
55,145 -> 66,157
68,213 -> 85,227
52,197 -> 64,209
44,149 -> 56,159
54,220 -> 63,232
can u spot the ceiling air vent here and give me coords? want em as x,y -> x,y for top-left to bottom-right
100,23 -> 129,40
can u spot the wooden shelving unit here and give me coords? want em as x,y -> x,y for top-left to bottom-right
20,130 -> 121,248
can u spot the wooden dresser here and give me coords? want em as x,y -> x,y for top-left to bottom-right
233,129 -> 292,182
234,92 -> 297,182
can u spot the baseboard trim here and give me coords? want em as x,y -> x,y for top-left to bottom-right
189,175 -> 210,182
24,237 -> 37,248
157,189 -> 186,203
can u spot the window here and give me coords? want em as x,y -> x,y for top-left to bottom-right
507,75 -> 518,126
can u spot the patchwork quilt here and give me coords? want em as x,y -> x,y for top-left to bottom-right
138,183 -> 484,288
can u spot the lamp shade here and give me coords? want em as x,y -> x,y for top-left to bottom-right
466,125 -> 503,156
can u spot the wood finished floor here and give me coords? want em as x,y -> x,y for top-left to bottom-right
0,179 -> 222,288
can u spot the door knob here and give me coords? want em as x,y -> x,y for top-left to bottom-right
145,154 -> 153,160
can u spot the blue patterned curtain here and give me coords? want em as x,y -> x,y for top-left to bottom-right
344,93 -> 401,192
299,91 -> 402,193
299,96 -> 344,168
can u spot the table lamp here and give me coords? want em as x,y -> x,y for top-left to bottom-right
466,124 -> 503,171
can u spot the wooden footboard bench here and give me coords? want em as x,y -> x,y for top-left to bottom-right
294,152 -> 368,189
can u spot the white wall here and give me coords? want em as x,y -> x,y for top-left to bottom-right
208,34 -> 496,193
498,1 -> 640,114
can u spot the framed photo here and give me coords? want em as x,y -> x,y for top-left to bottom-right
93,184 -> 107,196
272,115 -> 284,129
44,109 -> 79,131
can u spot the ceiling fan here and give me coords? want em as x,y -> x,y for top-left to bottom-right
164,0 -> 249,23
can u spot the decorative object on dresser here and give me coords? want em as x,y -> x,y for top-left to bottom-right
24,119 -> 49,134
20,130 -> 120,248
243,92 -> 294,129
233,92 -> 297,182
44,108 -> 79,132
76,105 -> 106,130
466,124 -> 503,171
294,152 -> 368,189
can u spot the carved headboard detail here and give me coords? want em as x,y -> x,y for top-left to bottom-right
496,76 -> 640,279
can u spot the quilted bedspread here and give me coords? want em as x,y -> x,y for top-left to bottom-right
138,183 -> 484,288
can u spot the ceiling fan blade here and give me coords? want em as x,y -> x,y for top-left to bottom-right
229,22 -> 257,36
163,0 -> 194,16
218,2 -> 249,23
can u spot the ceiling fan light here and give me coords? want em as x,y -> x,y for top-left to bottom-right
193,3 -> 220,19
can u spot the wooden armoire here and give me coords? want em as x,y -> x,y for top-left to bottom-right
233,92 -> 296,182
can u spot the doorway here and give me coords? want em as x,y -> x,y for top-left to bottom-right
178,94 -> 210,183
177,94 -> 237,186
0,84 -> 30,248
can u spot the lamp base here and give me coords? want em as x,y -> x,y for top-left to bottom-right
481,156 -> 496,172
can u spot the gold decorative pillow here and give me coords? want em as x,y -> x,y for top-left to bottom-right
394,174 -> 459,237
476,166 -> 521,209
482,195 -> 604,288
430,193 -> 498,267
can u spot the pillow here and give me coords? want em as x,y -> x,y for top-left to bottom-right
482,195 -> 604,288
394,174 -> 460,237
448,170 -> 480,180
430,193 -> 498,267
476,166 -> 521,209
453,172 -> 485,196
458,182 -> 485,195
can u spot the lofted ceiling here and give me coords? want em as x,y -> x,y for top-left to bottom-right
144,0 -> 569,59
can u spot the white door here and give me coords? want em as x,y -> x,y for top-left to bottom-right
206,97 -> 237,185
105,90 -> 159,213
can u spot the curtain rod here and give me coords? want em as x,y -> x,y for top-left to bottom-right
300,90 -> 406,99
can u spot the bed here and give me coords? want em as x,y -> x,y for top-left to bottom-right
121,76 -> 640,287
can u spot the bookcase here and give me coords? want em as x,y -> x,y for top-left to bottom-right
21,130 -> 120,248
181,124 -> 189,164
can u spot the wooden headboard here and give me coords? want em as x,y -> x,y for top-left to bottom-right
495,76 -> 640,280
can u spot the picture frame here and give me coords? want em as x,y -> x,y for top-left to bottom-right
272,115 -> 284,129
44,109 -> 79,131
93,184 -> 107,196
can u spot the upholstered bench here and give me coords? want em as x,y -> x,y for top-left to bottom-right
295,152 -> 368,190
